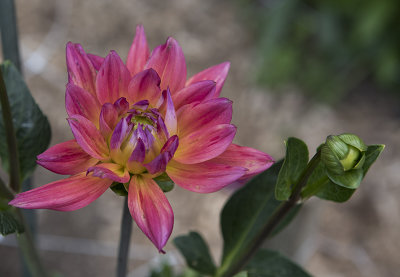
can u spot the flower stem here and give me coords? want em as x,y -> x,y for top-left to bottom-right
216,151 -> 321,277
0,67 -> 21,193
15,209 -> 49,277
116,196 -> 133,277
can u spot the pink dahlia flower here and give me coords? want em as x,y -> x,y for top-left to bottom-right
9,25 -> 274,252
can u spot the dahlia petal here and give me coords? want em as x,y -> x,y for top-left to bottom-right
126,25 -> 150,76
127,68 -> 161,106
65,83 -> 101,124
174,124 -> 236,164
99,103 -> 118,139
211,144 -> 274,180
166,159 -> 246,193
172,80 -> 216,109
113,97 -> 129,116
66,42 -> 97,95
37,140 -> 98,175
68,115 -> 109,160
87,163 -> 130,183
145,37 -> 187,93
128,175 -> 173,252
186,62 -> 230,97
144,135 -> 178,174
87,53 -> 105,71
129,138 -> 146,163
162,89 -> 177,136
9,174 -> 112,211
96,51 -> 131,104
109,118 -> 133,164
177,98 -> 233,137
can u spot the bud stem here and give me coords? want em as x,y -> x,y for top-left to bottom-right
116,196 -> 133,277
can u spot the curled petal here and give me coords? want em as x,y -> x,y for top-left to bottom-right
174,124 -> 236,164
127,139 -> 146,174
66,42 -> 97,95
96,51 -> 131,104
65,83 -> 101,124
166,159 -> 246,193
172,80 -> 216,109
186,62 -> 230,97
113,97 -> 129,116
144,135 -> 178,174
109,118 -> 133,164
87,163 -> 130,183
126,25 -> 150,76
177,98 -> 232,137
37,140 -> 98,175
161,89 -> 177,136
127,69 -> 161,106
128,175 -> 174,252
211,144 -> 274,180
145,37 -> 187,93
99,103 -> 118,139
68,115 -> 109,160
87,53 -> 105,71
9,174 -> 112,211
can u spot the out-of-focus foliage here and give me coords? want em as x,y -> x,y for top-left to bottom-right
237,0 -> 400,102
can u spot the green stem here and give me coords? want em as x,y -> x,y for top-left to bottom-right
116,196 -> 133,277
0,177 -> 14,200
216,151 -> 321,277
15,209 -> 49,277
0,67 -> 21,192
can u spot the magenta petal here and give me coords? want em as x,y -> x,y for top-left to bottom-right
172,80 -> 216,109
37,140 -> 98,175
87,53 -> 105,71
9,174 -> 112,211
162,89 -> 177,136
211,144 -> 274,180
177,98 -> 232,137
96,51 -> 131,104
145,37 -> 187,93
186,62 -> 230,97
129,138 -> 146,163
127,68 -> 161,106
128,175 -> 174,252
144,135 -> 178,174
166,159 -> 246,193
126,25 -> 150,76
65,83 -> 101,124
66,42 -> 97,95
87,163 -> 130,183
99,103 -> 118,139
175,124 -> 236,164
68,115 -> 109,160
113,97 -> 129,116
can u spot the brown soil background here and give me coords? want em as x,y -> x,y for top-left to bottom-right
0,0 -> 398,276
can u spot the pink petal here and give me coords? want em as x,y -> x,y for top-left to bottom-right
9,174 -> 112,211
161,89 -> 177,136
174,124 -> 236,164
66,42 -> 97,95
144,135 -> 178,174
145,37 -> 187,93
87,163 -> 130,183
96,51 -> 131,105
99,103 -> 118,139
166,159 -> 246,193
87,53 -> 105,71
128,175 -> 174,252
68,115 -> 109,160
127,69 -> 161,106
65,83 -> 101,124
211,144 -> 274,180
37,140 -> 98,175
113,97 -> 129,116
177,98 -> 232,137
172,80 -> 216,109
186,62 -> 230,97
126,25 -> 150,76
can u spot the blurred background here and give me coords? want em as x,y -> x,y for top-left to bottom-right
0,0 -> 398,276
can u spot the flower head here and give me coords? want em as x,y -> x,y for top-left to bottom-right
9,25 -> 274,252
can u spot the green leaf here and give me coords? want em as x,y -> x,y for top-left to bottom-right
220,161 -> 300,269
234,272 -> 248,277
174,232 -> 216,275
245,249 -> 312,277
301,162 -> 329,199
154,173 -> 175,193
362,144 -> 385,175
275,138 -> 309,200
327,168 -> 363,189
0,210 -> 24,235
316,180 -> 355,203
0,62 -> 51,181
338,133 -> 367,152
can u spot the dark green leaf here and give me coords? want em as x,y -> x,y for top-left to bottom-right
174,232 -> 216,275
246,249 -> 312,277
327,168 -> 363,189
316,180 -> 355,203
155,173 -> 175,193
110,182 -> 128,196
0,62 -> 51,181
275,138 -> 309,200
234,272 -> 248,277
362,144 -> 385,175
220,161 -> 300,268
301,162 -> 329,199
0,210 -> 24,235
